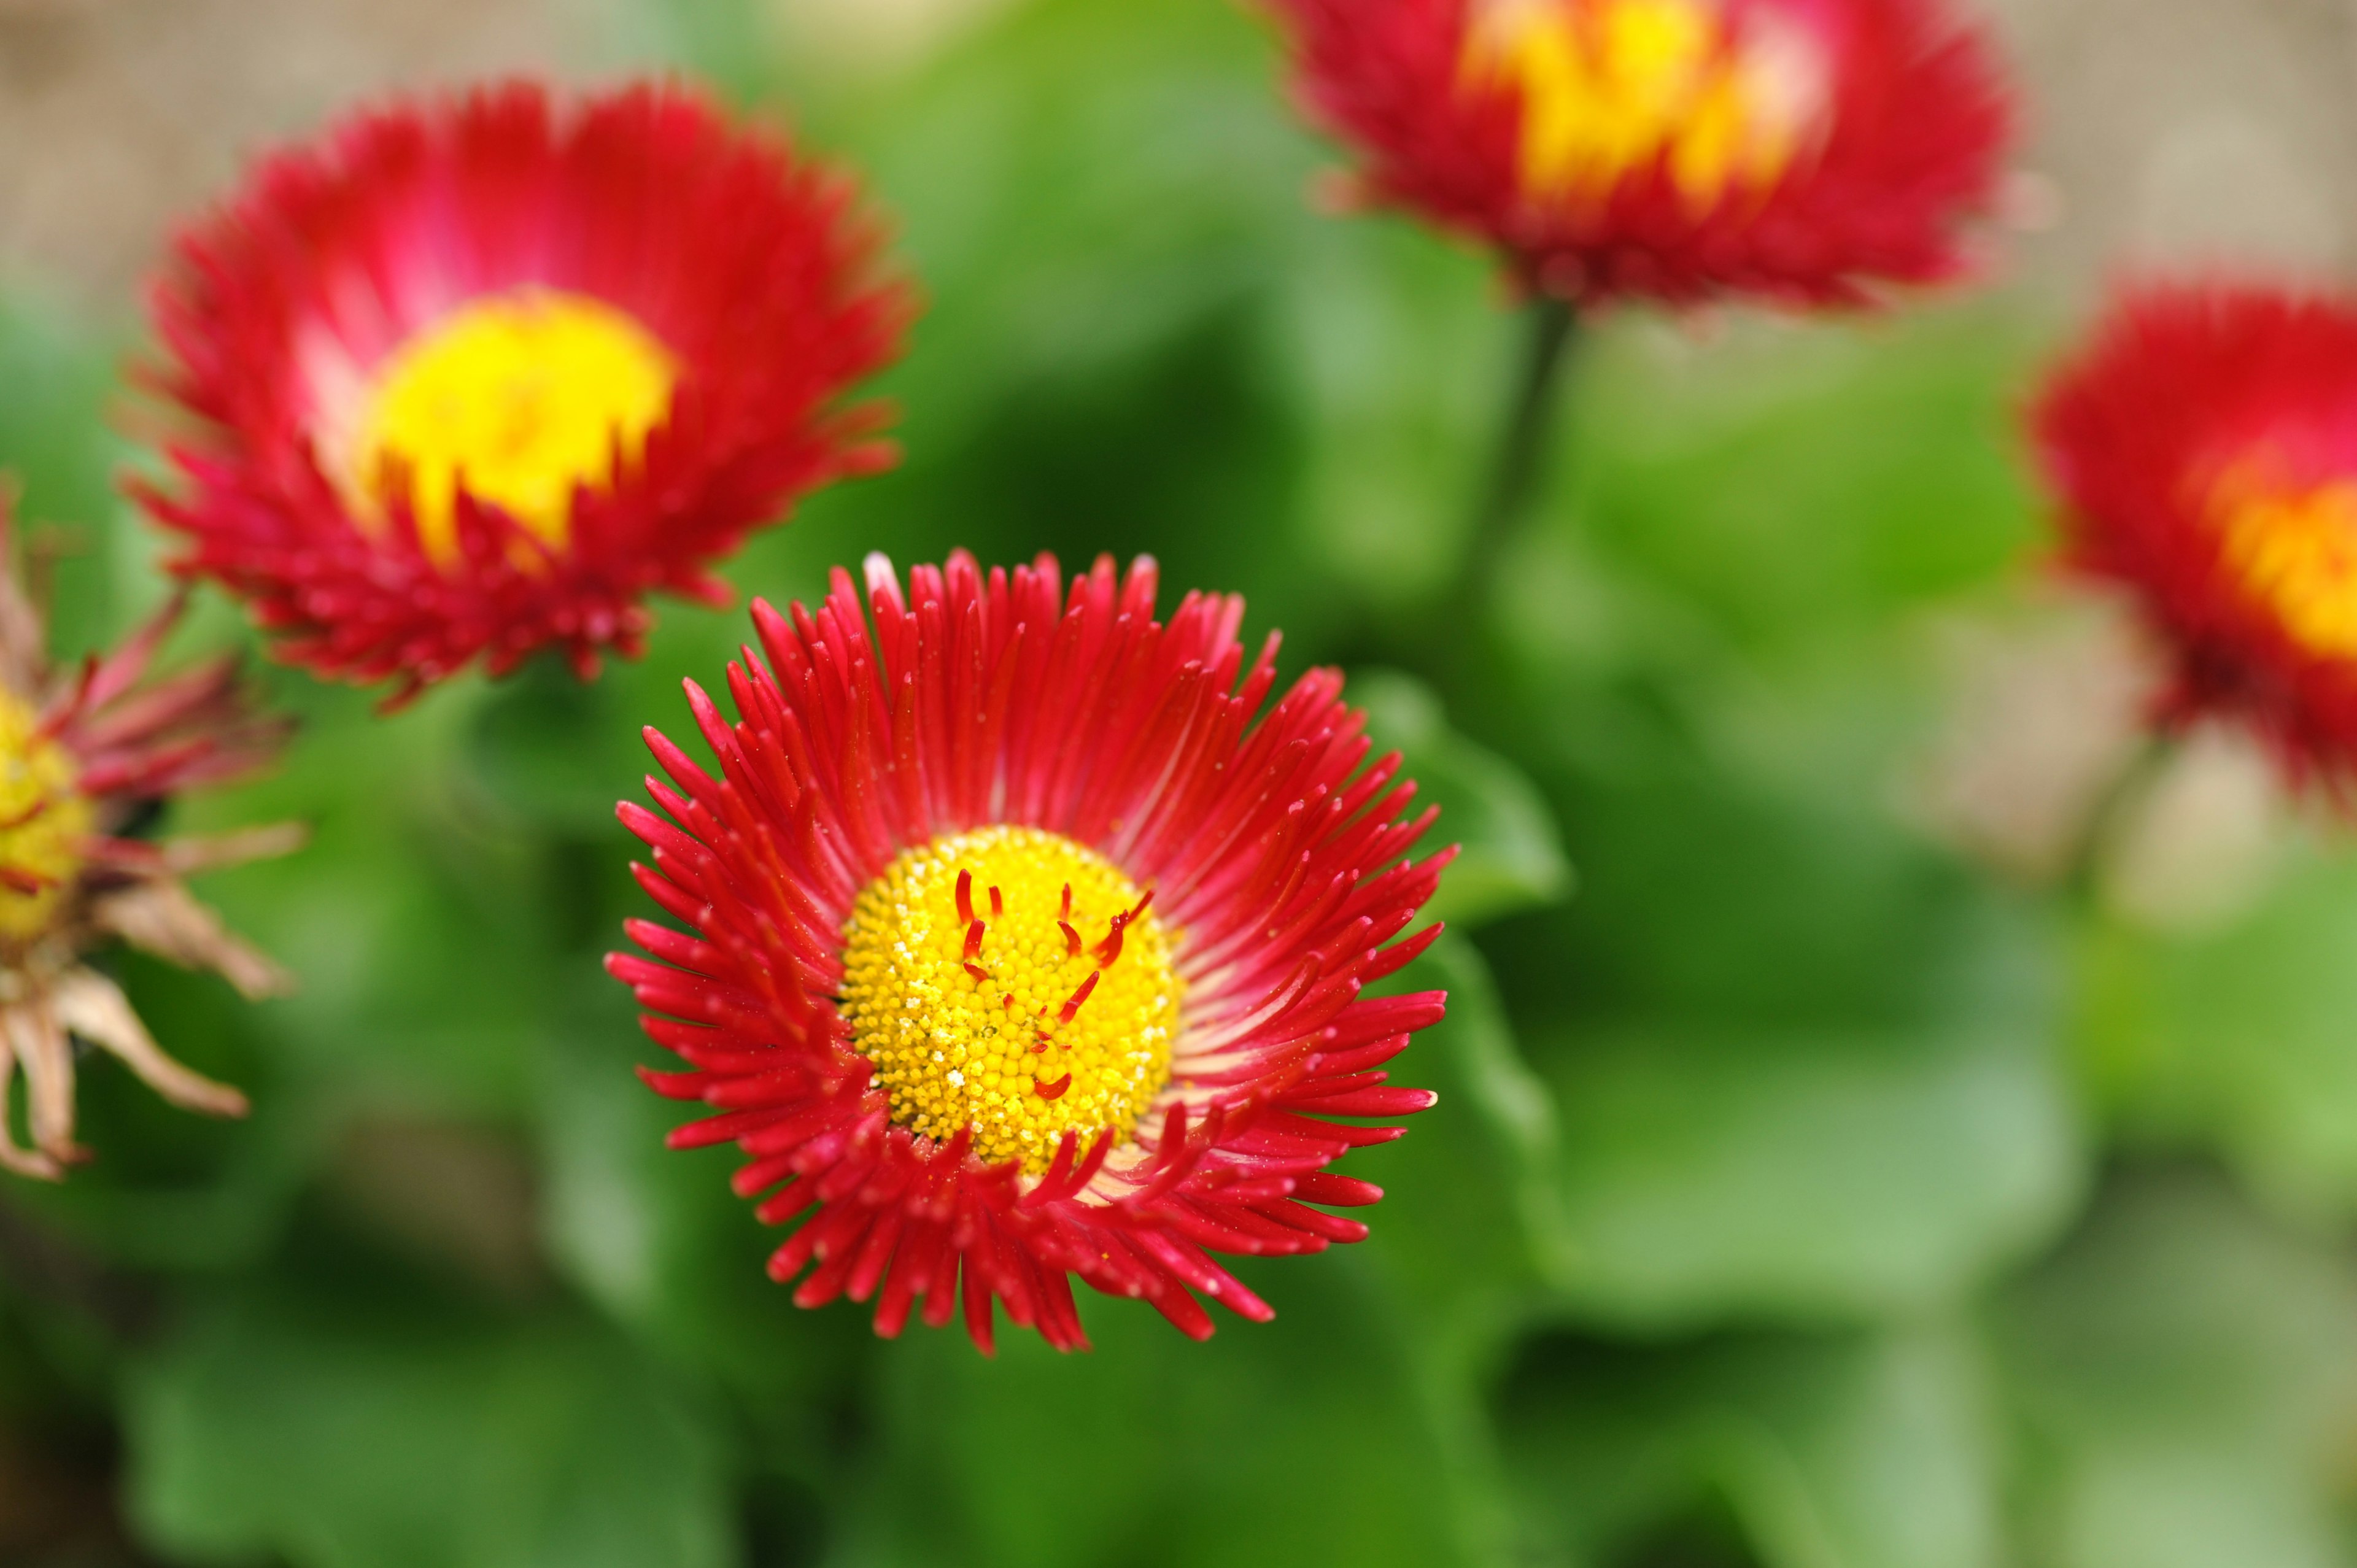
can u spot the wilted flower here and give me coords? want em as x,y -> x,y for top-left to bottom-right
2034,280 -> 2357,794
1265,0 -> 2011,309
138,78 -> 912,701
0,497 -> 299,1180
609,553 -> 1452,1351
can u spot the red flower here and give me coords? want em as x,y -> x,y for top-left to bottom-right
2032,280 -> 2357,793
137,77 -> 912,702
1265,0 -> 2011,309
608,553 -> 1453,1352
0,495 -> 300,1180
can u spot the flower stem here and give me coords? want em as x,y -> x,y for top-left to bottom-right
1450,293 -> 1580,633
2064,731 -> 2177,910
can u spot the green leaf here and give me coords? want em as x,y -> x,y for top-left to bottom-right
1353,935 -> 1570,1343
1489,762 -> 2086,1329
840,1251 -> 1495,1568
1503,1323 -> 2007,1568
1542,1021 -> 2083,1329
536,978 -> 878,1419
2076,843 -> 2357,1217
1354,670 -> 1573,930
125,1265 -> 739,1568
1989,1167 -> 2357,1568
1568,311 -> 2040,658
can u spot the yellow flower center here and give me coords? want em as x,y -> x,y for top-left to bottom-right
1463,0 -> 1821,207
0,689 -> 93,946
345,288 -> 678,568
2214,463 -> 2357,660
840,826 -> 1186,1176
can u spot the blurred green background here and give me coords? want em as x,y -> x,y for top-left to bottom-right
8,0 -> 2357,1564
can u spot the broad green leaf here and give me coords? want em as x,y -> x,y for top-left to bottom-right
1353,935 -> 1571,1343
838,1250 -> 1492,1568
2076,843 -> 2357,1217
1542,1021 -> 2082,1329
1566,311 -> 2040,658
1503,1323 -> 2007,1568
1989,1167 -> 2357,1568
125,1265 -> 738,1568
1354,670 -> 1573,929
536,977 -> 878,1417
1488,760 -> 2085,1328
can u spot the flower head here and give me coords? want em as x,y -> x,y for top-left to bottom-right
2032,280 -> 2357,794
608,553 -> 1453,1352
0,495 -> 300,1180
138,77 -> 912,701
1266,0 -> 2011,309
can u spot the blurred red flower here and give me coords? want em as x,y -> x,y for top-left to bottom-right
0,494 -> 300,1180
609,552 -> 1452,1352
2035,280 -> 2357,795
137,78 -> 912,701
1265,0 -> 2012,309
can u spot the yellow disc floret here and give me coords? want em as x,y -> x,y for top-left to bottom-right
345,288 -> 678,568
0,688 -> 92,946
2215,464 -> 2357,660
840,826 -> 1186,1176
1464,0 -> 1821,207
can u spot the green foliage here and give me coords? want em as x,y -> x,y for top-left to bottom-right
126,1253 -> 738,1568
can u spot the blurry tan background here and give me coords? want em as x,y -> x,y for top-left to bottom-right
4,0 -> 2357,312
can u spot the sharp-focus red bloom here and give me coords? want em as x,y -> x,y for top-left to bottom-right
1266,0 -> 2011,309
139,77 -> 912,701
608,552 -> 1453,1352
0,495 -> 300,1179
2032,280 -> 2357,793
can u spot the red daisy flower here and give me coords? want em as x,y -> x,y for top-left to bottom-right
0,493 -> 300,1180
137,77 -> 912,701
608,552 -> 1453,1352
1264,0 -> 2012,309
2032,279 -> 2357,794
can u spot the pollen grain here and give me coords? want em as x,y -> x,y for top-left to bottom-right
0,688 -> 91,946
2216,465 -> 2357,661
1463,0 -> 1822,207
345,288 -> 678,568
840,826 -> 1185,1176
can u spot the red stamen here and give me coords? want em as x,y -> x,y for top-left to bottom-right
1058,920 -> 1082,957
962,962 -> 990,984
1060,883 -> 1073,919
1003,994 -> 1016,1013
1094,892 -> 1153,967
954,870 -> 975,925
0,798 -> 49,832
963,919 -> 986,960
1035,1073 -> 1072,1101
0,866 -> 52,897
1056,970 -> 1099,1024
989,885 -> 1004,918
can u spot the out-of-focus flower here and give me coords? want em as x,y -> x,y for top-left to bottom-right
137,78 -> 912,702
1265,0 -> 2011,309
608,552 -> 1452,1352
0,496 -> 300,1180
2035,280 -> 2357,796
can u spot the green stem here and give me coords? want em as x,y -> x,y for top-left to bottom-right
1449,294 -> 1580,633
2064,732 -> 2176,910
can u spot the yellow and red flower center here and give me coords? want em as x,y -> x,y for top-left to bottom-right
344,288 -> 678,568
0,689 -> 92,945
840,826 -> 1186,1176
2212,462 -> 2357,660
1462,0 -> 1825,209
